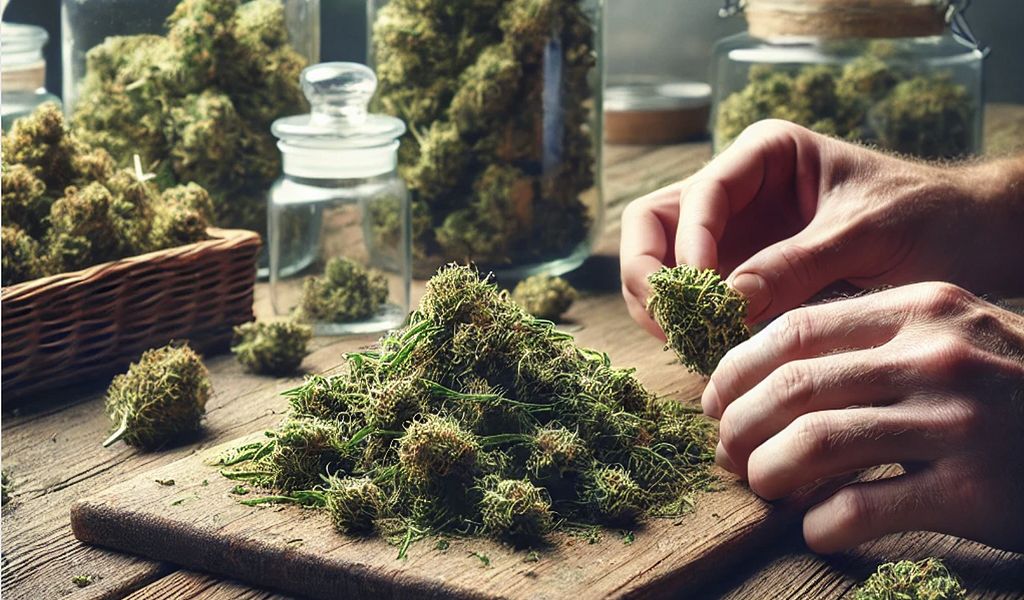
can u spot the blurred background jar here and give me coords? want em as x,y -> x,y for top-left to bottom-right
1,21 -> 61,132
367,0 -> 604,281
59,0 -> 321,274
269,62 -> 411,335
710,0 -> 986,159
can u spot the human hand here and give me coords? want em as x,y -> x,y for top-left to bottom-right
704,282 -> 1024,553
620,120 -> 1024,337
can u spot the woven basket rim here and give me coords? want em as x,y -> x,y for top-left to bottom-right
1,227 -> 261,301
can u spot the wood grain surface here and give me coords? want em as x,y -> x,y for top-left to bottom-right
4,105 -> 1024,599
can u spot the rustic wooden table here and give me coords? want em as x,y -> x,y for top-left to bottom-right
4,106 -> 1024,600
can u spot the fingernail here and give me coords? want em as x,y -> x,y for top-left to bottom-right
701,380 -> 721,419
730,272 -> 769,321
715,442 -> 738,473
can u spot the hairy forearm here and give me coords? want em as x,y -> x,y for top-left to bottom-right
958,154 -> 1024,295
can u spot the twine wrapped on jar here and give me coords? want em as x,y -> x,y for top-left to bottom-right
742,0 -> 948,39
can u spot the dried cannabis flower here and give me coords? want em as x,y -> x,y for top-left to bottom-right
646,266 -> 749,377
854,558 -> 966,600
714,50 -> 974,159
103,343 -> 212,449
231,320 -> 312,376
371,0 -> 596,271
512,274 -> 578,321
71,0 -> 307,235
297,257 -> 390,323
220,264 -> 716,557
324,475 -> 386,534
479,478 -> 554,540
0,104 -> 211,286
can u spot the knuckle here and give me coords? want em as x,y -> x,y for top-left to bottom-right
918,282 -> 974,318
717,411 -> 743,457
913,335 -> 979,379
746,454 -> 775,498
792,413 -> 836,462
829,487 -> 874,533
768,362 -> 814,412
773,309 -> 812,356
937,401 -> 986,443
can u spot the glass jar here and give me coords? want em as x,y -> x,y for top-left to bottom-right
61,0 -> 321,274
710,0 -> 984,159
1,22 -> 61,132
269,62 -> 411,336
367,0 -> 604,280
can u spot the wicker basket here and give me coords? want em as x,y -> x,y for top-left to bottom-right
1,228 -> 261,399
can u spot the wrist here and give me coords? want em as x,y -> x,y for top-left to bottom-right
954,155 -> 1024,295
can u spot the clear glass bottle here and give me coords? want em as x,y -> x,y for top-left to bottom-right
367,0 -> 604,280
60,0 -> 321,273
710,0 -> 984,159
269,62 -> 411,336
1,22 -> 61,131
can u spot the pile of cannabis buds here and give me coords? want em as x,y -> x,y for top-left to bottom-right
219,265 -> 715,554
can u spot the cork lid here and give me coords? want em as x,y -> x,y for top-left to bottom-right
743,0 -> 949,39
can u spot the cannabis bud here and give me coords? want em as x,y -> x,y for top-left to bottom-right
512,274 -> 578,321
324,475 -> 387,534
71,0 -> 308,236
297,257 -> 390,323
398,415 -> 480,486
231,320 -> 312,376
220,264 -> 716,556
103,343 -> 212,449
585,465 -> 644,524
854,558 -> 966,600
1,104 -> 211,286
479,478 -> 553,540
646,266 -> 749,377
371,0 -> 596,270
714,49 -> 975,159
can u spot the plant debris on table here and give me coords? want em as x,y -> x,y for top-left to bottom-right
647,266 -> 749,377
512,274 -> 578,322
1,104 -> 213,286
219,265 -> 715,557
854,558 -> 966,600
104,343 -> 212,450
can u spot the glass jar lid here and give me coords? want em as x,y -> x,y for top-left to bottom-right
1,22 -> 49,70
272,62 -> 406,179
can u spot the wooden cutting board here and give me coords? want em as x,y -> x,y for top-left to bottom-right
69,430 -> 842,600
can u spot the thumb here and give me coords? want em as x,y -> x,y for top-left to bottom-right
728,233 -> 846,323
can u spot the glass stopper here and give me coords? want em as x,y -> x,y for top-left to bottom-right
302,62 -> 377,126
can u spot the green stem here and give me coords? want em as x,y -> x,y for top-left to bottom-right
102,417 -> 129,448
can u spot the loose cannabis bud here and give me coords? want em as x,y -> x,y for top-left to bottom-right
72,575 -> 95,588
103,343 -> 212,450
0,104 -> 211,286
854,558 -> 966,600
646,266 -> 749,377
399,415 -> 480,486
714,51 -> 975,159
231,320 -> 312,376
221,265 -> 715,556
71,0 -> 307,236
372,0 -> 596,270
297,257 -> 390,323
324,475 -> 387,534
479,478 -> 553,540
512,274 -> 578,321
